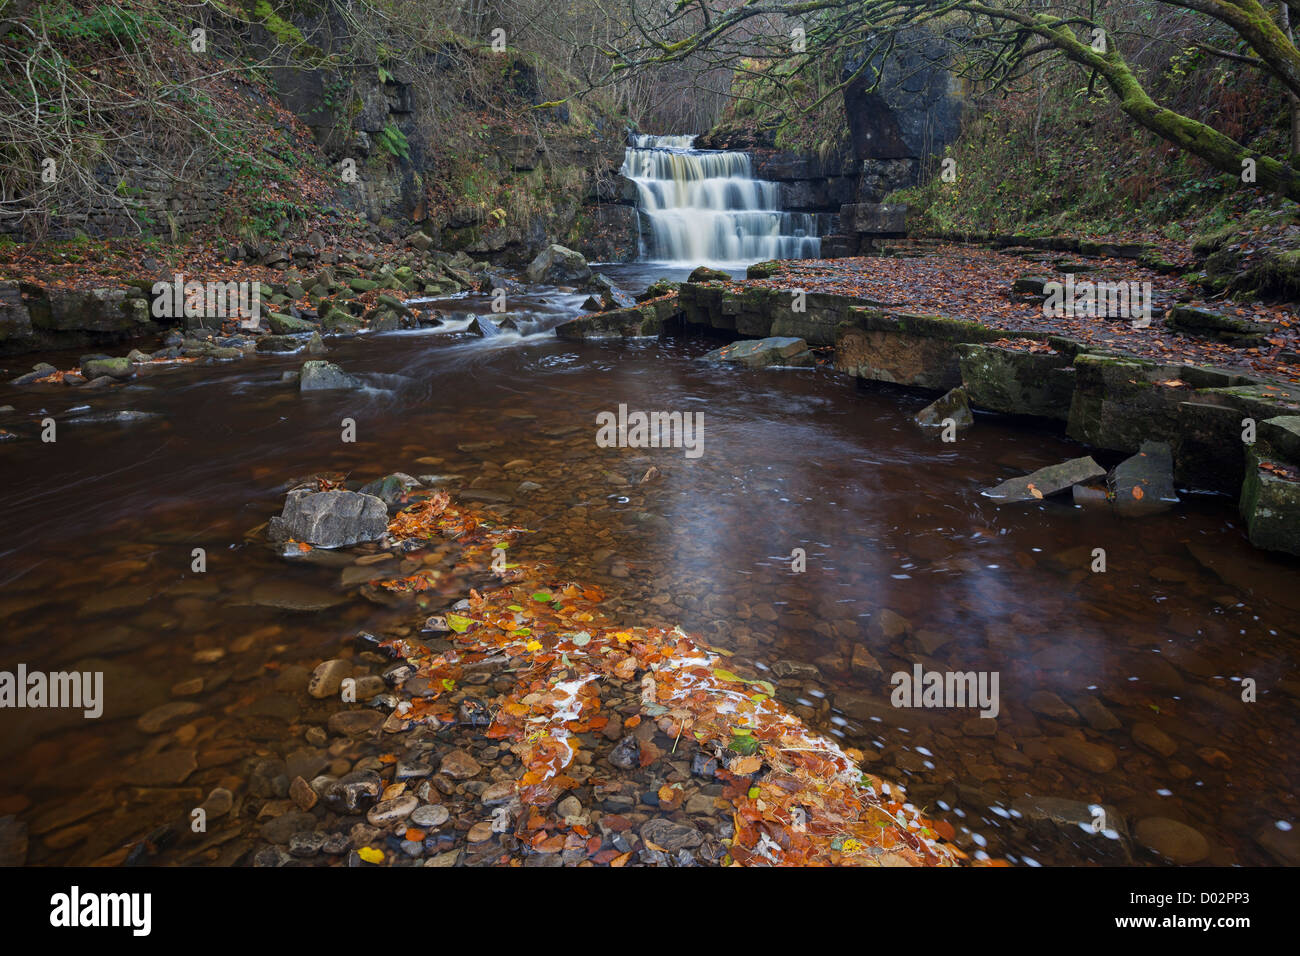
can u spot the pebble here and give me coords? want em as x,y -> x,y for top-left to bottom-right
481,781 -> 517,806
136,701 -> 202,734
309,659 -> 351,699
410,804 -> 450,828
467,821 -> 495,842
439,749 -> 482,779
1027,691 -> 1079,723
327,710 -> 384,736
290,775 -> 318,810
640,818 -> 703,851
1135,817 -> 1209,864
1132,722 -> 1177,757
366,794 -> 419,827
1050,737 -> 1116,773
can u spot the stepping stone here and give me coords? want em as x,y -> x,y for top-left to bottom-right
983,456 -> 1105,502
1109,440 -> 1179,516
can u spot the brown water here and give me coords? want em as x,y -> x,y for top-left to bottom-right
1,262 -> 1297,866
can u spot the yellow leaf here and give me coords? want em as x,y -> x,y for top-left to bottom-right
358,846 -> 384,864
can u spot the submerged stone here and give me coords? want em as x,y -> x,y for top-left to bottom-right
915,386 -> 973,430
1109,440 -> 1179,516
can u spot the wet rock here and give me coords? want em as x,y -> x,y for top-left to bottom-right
288,830 -> 327,857
851,645 -> 882,674
136,701 -> 201,734
1074,696 -> 1122,731
1240,417 -> 1300,556
268,312 -> 317,335
202,788 -> 233,818
772,660 -> 820,681
640,818 -> 703,851
268,488 -> 388,549
290,775 -> 318,810
525,244 -> 591,285
983,456 -> 1106,502
358,472 -> 420,507
366,794 -> 419,827
869,608 -> 910,640
457,698 -> 493,727
686,266 -> 731,283
481,781 -> 518,807
1131,722 -> 1177,757
438,749 -> 481,779
127,749 -> 197,786
701,336 -> 812,369
609,735 -> 641,770
1109,441 -> 1179,517
327,710 -> 384,737
308,659 -> 351,699
298,359 -> 361,391
955,341 -> 1075,421
1135,816 -> 1209,863
257,335 -> 305,355
410,804 -> 450,828
1050,737 -> 1116,773
1027,691 -> 1078,723
260,811 -> 317,846
1011,795 -> 1131,863
915,386 -> 973,431
323,771 -> 382,814
80,355 -> 133,380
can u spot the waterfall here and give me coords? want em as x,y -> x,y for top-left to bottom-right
621,134 -> 820,267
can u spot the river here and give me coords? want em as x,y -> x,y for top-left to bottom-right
1,259 -> 1297,866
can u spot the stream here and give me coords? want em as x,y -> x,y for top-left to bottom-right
1,258 -> 1297,866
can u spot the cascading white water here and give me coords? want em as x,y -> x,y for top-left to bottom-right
621,133 -> 820,267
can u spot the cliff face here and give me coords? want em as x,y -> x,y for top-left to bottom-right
0,4 -> 636,265
700,25 -> 966,254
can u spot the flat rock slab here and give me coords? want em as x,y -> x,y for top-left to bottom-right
701,336 -> 812,368
1110,440 -> 1179,516
983,456 -> 1106,502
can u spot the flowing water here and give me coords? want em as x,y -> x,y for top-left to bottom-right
0,261 -> 1297,866
621,134 -> 821,267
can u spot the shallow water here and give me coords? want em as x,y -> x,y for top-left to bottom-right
1,261 -> 1297,866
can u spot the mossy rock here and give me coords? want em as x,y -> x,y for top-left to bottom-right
746,260 -> 783,280
1240,445 -> 1300,556
687,266 -> 732,283
267,312 -> 317,335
